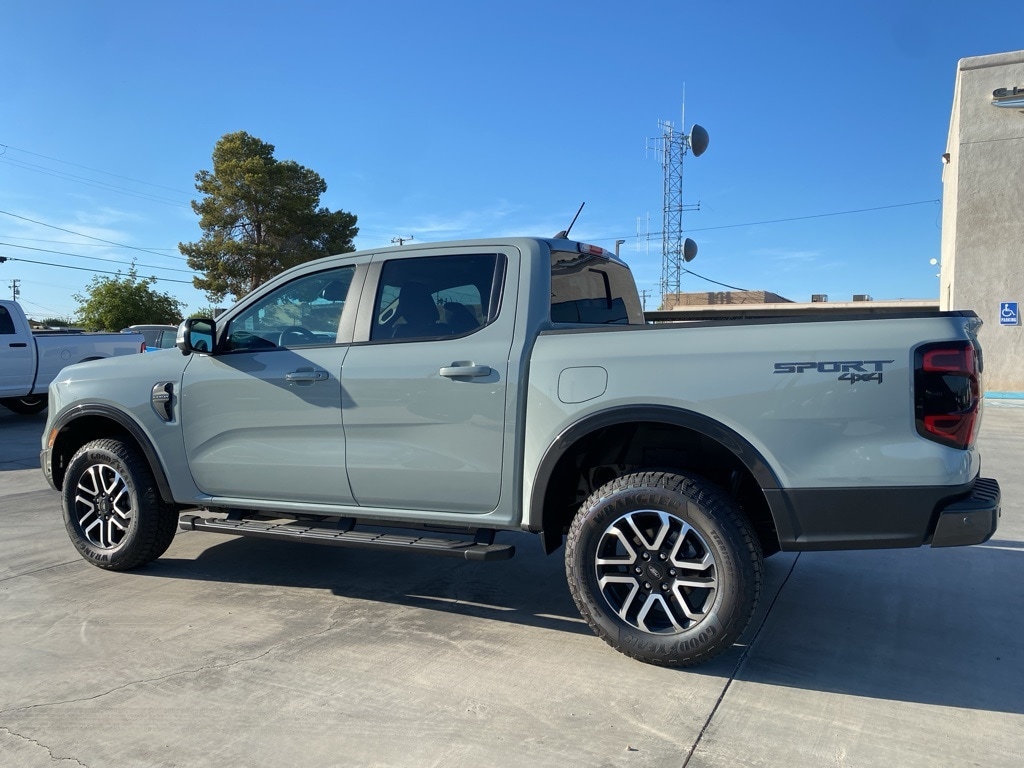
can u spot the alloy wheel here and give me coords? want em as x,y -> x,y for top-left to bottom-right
74,463 -> 133,549
594,509 -> 718,633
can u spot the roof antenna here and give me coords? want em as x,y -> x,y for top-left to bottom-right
554,202 -> 585,239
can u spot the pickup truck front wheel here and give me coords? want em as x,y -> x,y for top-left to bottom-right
565,471 -> 763,667
62,439 -> 178,571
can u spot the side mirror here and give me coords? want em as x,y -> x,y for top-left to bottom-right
176,318 -> 216,355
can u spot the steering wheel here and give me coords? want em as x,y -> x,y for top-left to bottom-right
278,326 -> 321,347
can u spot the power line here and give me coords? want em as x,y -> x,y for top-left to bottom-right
603,198 -> 940,295
0,255 -> 195,284
0,142 -> 194,195
0,241 -> 196,274
0,156 -> 191,207
0,234 -> 178,250
0,209 -> 189,261
592,199 -> 941,245
680,268 -> 748,292
684,199 -> 941,234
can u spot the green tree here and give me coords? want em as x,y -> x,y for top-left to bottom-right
179,131 -> 358,304
74,265 -> 185,331
189,306 -> 221,319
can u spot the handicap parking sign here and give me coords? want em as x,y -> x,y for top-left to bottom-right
1000,302 -> 1019,326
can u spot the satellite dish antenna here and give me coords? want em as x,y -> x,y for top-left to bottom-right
683,238 -> 698,262
689,124 -> 709,157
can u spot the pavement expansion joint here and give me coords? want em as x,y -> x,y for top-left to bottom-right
681,552 -> 803,767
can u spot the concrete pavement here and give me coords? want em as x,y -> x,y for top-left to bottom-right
0,402 -> 1021,767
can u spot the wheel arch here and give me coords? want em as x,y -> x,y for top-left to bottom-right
47,405 -> 175,505
530,405 -> 782,556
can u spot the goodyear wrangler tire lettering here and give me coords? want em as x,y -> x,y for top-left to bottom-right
565,471 -> 763,667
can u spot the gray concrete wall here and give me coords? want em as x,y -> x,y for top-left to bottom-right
942,51 -> 1024,393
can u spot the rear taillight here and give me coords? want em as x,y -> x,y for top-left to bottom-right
914,341 -> 981,449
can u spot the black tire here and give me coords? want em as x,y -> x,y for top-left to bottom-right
62,439 -> 178,571
1,395 -> 48,414
565,471 -> 763,667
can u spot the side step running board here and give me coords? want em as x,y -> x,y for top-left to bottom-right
179,515 -> 515,562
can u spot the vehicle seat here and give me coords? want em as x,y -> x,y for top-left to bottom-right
392,283 -> 442,338
443,301 -> 480,334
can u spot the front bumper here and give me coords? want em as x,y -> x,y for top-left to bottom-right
930,477 -> 1000,547
41,447 -> 57,491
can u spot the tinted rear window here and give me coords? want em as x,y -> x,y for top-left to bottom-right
0,306 -> 14,335
550,249 -> 644,325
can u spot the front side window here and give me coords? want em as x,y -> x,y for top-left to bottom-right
370,254 -> 503,341
225,266 -> 355,351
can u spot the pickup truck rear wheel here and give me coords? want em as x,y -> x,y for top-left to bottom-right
565,471 -> 763,667
0,395 -> 48,414
62,439 -> 178,571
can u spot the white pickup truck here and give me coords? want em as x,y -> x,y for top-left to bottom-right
0,300 -> 145,414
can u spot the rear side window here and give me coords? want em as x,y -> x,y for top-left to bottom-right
0,306 -> 14,335
550,250 -> 644,324
371,253 -> 504,341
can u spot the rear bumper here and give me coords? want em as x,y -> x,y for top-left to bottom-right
930,477 -> 1000,547
766,476 -> 1000,551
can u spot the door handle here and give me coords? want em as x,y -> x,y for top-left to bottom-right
285,370 -> 329,382
8,342 -> 28,348
439,364 -> 491,378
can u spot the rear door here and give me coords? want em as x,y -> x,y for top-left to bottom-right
341,247 -> 519,513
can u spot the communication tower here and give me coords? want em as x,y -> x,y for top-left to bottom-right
650,114 -> 708,304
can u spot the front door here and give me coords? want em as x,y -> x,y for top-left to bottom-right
180,265 -> 358,505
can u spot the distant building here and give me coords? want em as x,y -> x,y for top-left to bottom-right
661,290 -> 793,309
647,294 -> 937,319
942,50 -> 1024,394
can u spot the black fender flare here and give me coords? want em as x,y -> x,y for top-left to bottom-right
48,403 -> 175,504
528,404 -> 781,535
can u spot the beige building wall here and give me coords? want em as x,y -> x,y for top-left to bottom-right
942,51 -> 1024,393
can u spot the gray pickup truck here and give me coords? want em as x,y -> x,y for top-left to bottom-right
41,237 -> 1000,666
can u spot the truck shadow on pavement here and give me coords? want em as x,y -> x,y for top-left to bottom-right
0,409 -> 46,471
737,545 -> 1024,716
150,530 -> 594,638
145,532 -> 1023,715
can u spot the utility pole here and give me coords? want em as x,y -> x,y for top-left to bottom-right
391,236 -> 414,246
639,289 -> 651,311
10,279 -> 20,302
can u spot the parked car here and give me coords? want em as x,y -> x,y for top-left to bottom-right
123,324 -> 178,352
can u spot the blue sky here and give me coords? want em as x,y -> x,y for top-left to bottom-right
1,1 -> 1021,319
